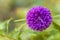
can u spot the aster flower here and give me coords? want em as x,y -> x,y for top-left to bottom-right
26,6 -> 52,31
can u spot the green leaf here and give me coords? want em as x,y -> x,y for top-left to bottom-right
0,34 -> 15,40
10,23 -> 26,40
0,22 -> 7,34
20,23 -> 57,40
53,15 -> 60,31
47,33 -> 60,40
0,18 -> 13,34
52,21 -> 60,31
10,30 -> 21,40
13,23 -> 37,40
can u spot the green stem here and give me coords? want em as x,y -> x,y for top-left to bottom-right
7,18 -> 13,34
15,23 -> 26,32
14,19 -> 26,22
14,15 -> 60,22
53,15 -> 60,18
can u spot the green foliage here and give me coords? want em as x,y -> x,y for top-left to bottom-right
0,34 -> 14,40
53,15 -> 60,31
47,33 -> 60,40
0,15 -> 60,40
0,0 -> 60,40
0,18 -> 12,34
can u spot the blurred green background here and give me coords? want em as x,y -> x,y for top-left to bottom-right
0,0 -> 60,40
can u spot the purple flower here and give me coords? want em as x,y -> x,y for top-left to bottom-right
26,6 -> 52,31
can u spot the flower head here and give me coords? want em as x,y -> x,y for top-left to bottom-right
26,6 -> 52,31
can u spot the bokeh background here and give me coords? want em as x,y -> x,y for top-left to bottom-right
0,0 -> 60,40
